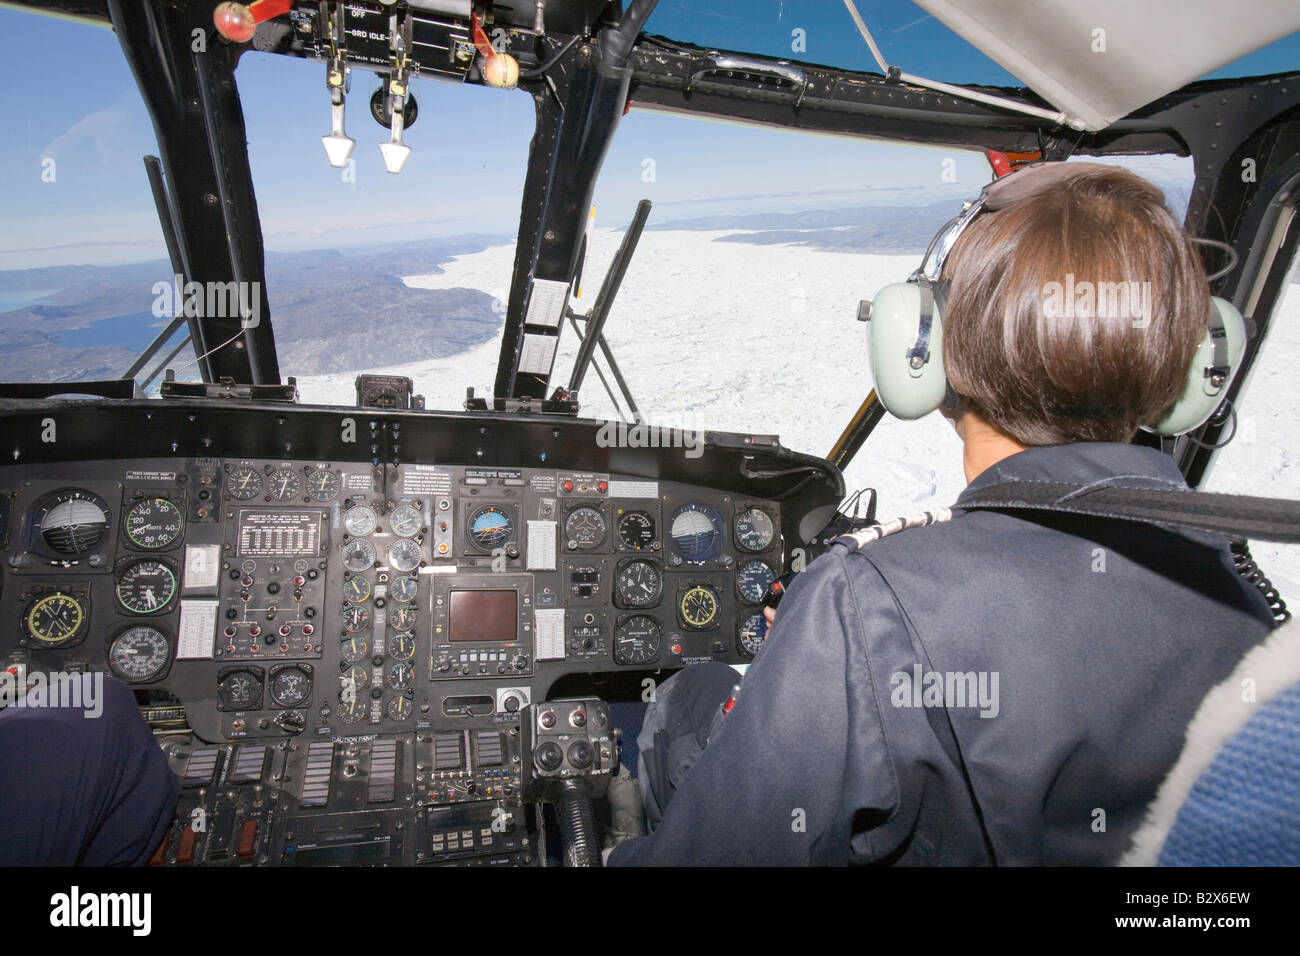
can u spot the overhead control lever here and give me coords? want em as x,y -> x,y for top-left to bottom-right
379,13 -> 416,174
320,4 -> 355,168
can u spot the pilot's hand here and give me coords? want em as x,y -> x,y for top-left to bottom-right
763,606 -> 776,628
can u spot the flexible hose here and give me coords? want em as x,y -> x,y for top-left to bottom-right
554,780 -> 601,867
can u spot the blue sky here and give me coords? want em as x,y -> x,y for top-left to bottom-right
0,3 -> 1295,270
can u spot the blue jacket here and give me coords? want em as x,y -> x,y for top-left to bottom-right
609,442 -> 1275,865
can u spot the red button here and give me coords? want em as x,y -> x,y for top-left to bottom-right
237,819 -> 258,858
562,480 -> 573,492
598,481 -> 608,493
177,825 -> 197,865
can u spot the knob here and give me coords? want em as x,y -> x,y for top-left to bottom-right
539,710 -> 556,729
512,655 -> 528,671
567,740 -> 594,770
535,742 -> 563,772
503,695 -> 520,713
571,709 -> 587,728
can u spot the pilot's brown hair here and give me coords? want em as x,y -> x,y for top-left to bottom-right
941,165 -> 1208,445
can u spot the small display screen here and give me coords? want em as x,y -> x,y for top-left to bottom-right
449,590 -> 518,643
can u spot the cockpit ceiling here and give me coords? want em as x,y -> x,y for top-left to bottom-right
916,0 -> 1300,131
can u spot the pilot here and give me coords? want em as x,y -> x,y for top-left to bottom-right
0,672 -> 178,865
606,163 -> 1276,865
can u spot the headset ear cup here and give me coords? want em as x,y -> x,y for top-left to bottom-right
1155,297 -> 1248,436
867,283 -> 949,420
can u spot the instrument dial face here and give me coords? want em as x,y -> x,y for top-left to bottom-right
125,497 -> 184,550
615,559 -> 663,609
227,466 -> 263,500
23,592 -> 88,646
388,504 -> 422,537
737,559 -> 777,605
107,626 -> 170,682
679,585 -> 720,630
306,469 -> 340,502
469,505 -> 513,550
387,695 -> 412,721
340,635 -> 369,664
267,469 -> 302,501
387,538 -> 422,573
735,508 -> 776,552
389,575 -> 418,604
341,604 -> 371,633
336,694 -> 367,724
342,575 -> 372,604
218,670 -> 262,711
390,605 -> 418,632
340,666 -> 369,705
344,505 -> 378,537
614,615 -> 662,665
670,503 -> 725,564
116,559 -> 178,614
35,490 -> 110,556
343,539 -> 376,573
617,511 -> 656,550
565,506 -> 607,550
389,631 -> 416,661
270,665 -> 312,708
386,661 -> 414,692
738,612 -> 769,657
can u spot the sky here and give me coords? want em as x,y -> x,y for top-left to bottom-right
0,2 -> 1295,270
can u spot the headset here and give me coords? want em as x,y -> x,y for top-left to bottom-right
865,162 -> 1247,436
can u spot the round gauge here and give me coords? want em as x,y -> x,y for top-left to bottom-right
679,585 -> 720,630
115,559 -> 178,615
565,506 -> 607,550
670,503 -> 725,563
615,559 -> 663,609
342,575 -> 372,604
390,604 -> 418,632
344,505 -> 378,537
341,604 -> 371,633
389,575 -> 418,604
267,468 -> 302,501
270,665 -> 312,708
227,466 -> 263,500
469,505 -> 513,550
389,504 -> 422,537
343,538 -> 376,573
617,511 -> 656,550
107,626 -> 170,682
34,490 -> 110,557
306,468 -> 340,502
387,538 -> 422,573
341,664 -> 370,695
389,630 -> 416,661
735,507 -> 776,552
336,694 -> 367,724
386,661 -> 414,692
738,612 -> 769,657
125,497 -> 184,550
737,559 -> 777,605
387,695 -> 412,721
217,670 -> 261,711
340,635 -> 369,664
614,615 -> 662,665
23,592 -> 88,646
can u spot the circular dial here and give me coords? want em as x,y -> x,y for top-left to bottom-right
670,503 -> 725,563
23,592 -> 88,646
737,559 -> 777,605
125,497 -> 184,550
678,585 -> 720,629
389,631 -> 416,661
388,504 -> 422,537
306,469 -> 340,502
267,468 -> 302,501
115,559 -> 178,614
342,538 -> 375,573
387,695 -> 412,721
564,507 -> 607,550
469,505 -> 513,550
218,670 -> 261,710
344,505 -> 378,537
389,575 -> 418,604
107,626 -> 170,682
389,605 -> 418,632
270,665 -> 312,708
342,575 -> 371,604
341,664 -> 369,693
336,693 -> 367,724
35,490 -> 110,556
341,604 -> 371,633
340,635 -> 369,664
735,507 -> 776,552
615,559 -> 663,609
387,539 -> 422,573
617,511 -> 656,550
614,615 -> 661,665
227,466 -> 263,500
386,661 -> 414,692
738,612 -> 769,657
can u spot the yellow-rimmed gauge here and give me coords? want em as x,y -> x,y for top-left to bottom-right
336,693 -> 367,724
227,465 -> 263,500
389,631 -> 416,661
390,604 -> 417,632
678,585 -> 719,630
306,468 -> 340,502
340,635 -> 369,664
387,695 -> 412,721
23,592 -> 89,647
342,575 -> 371,604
